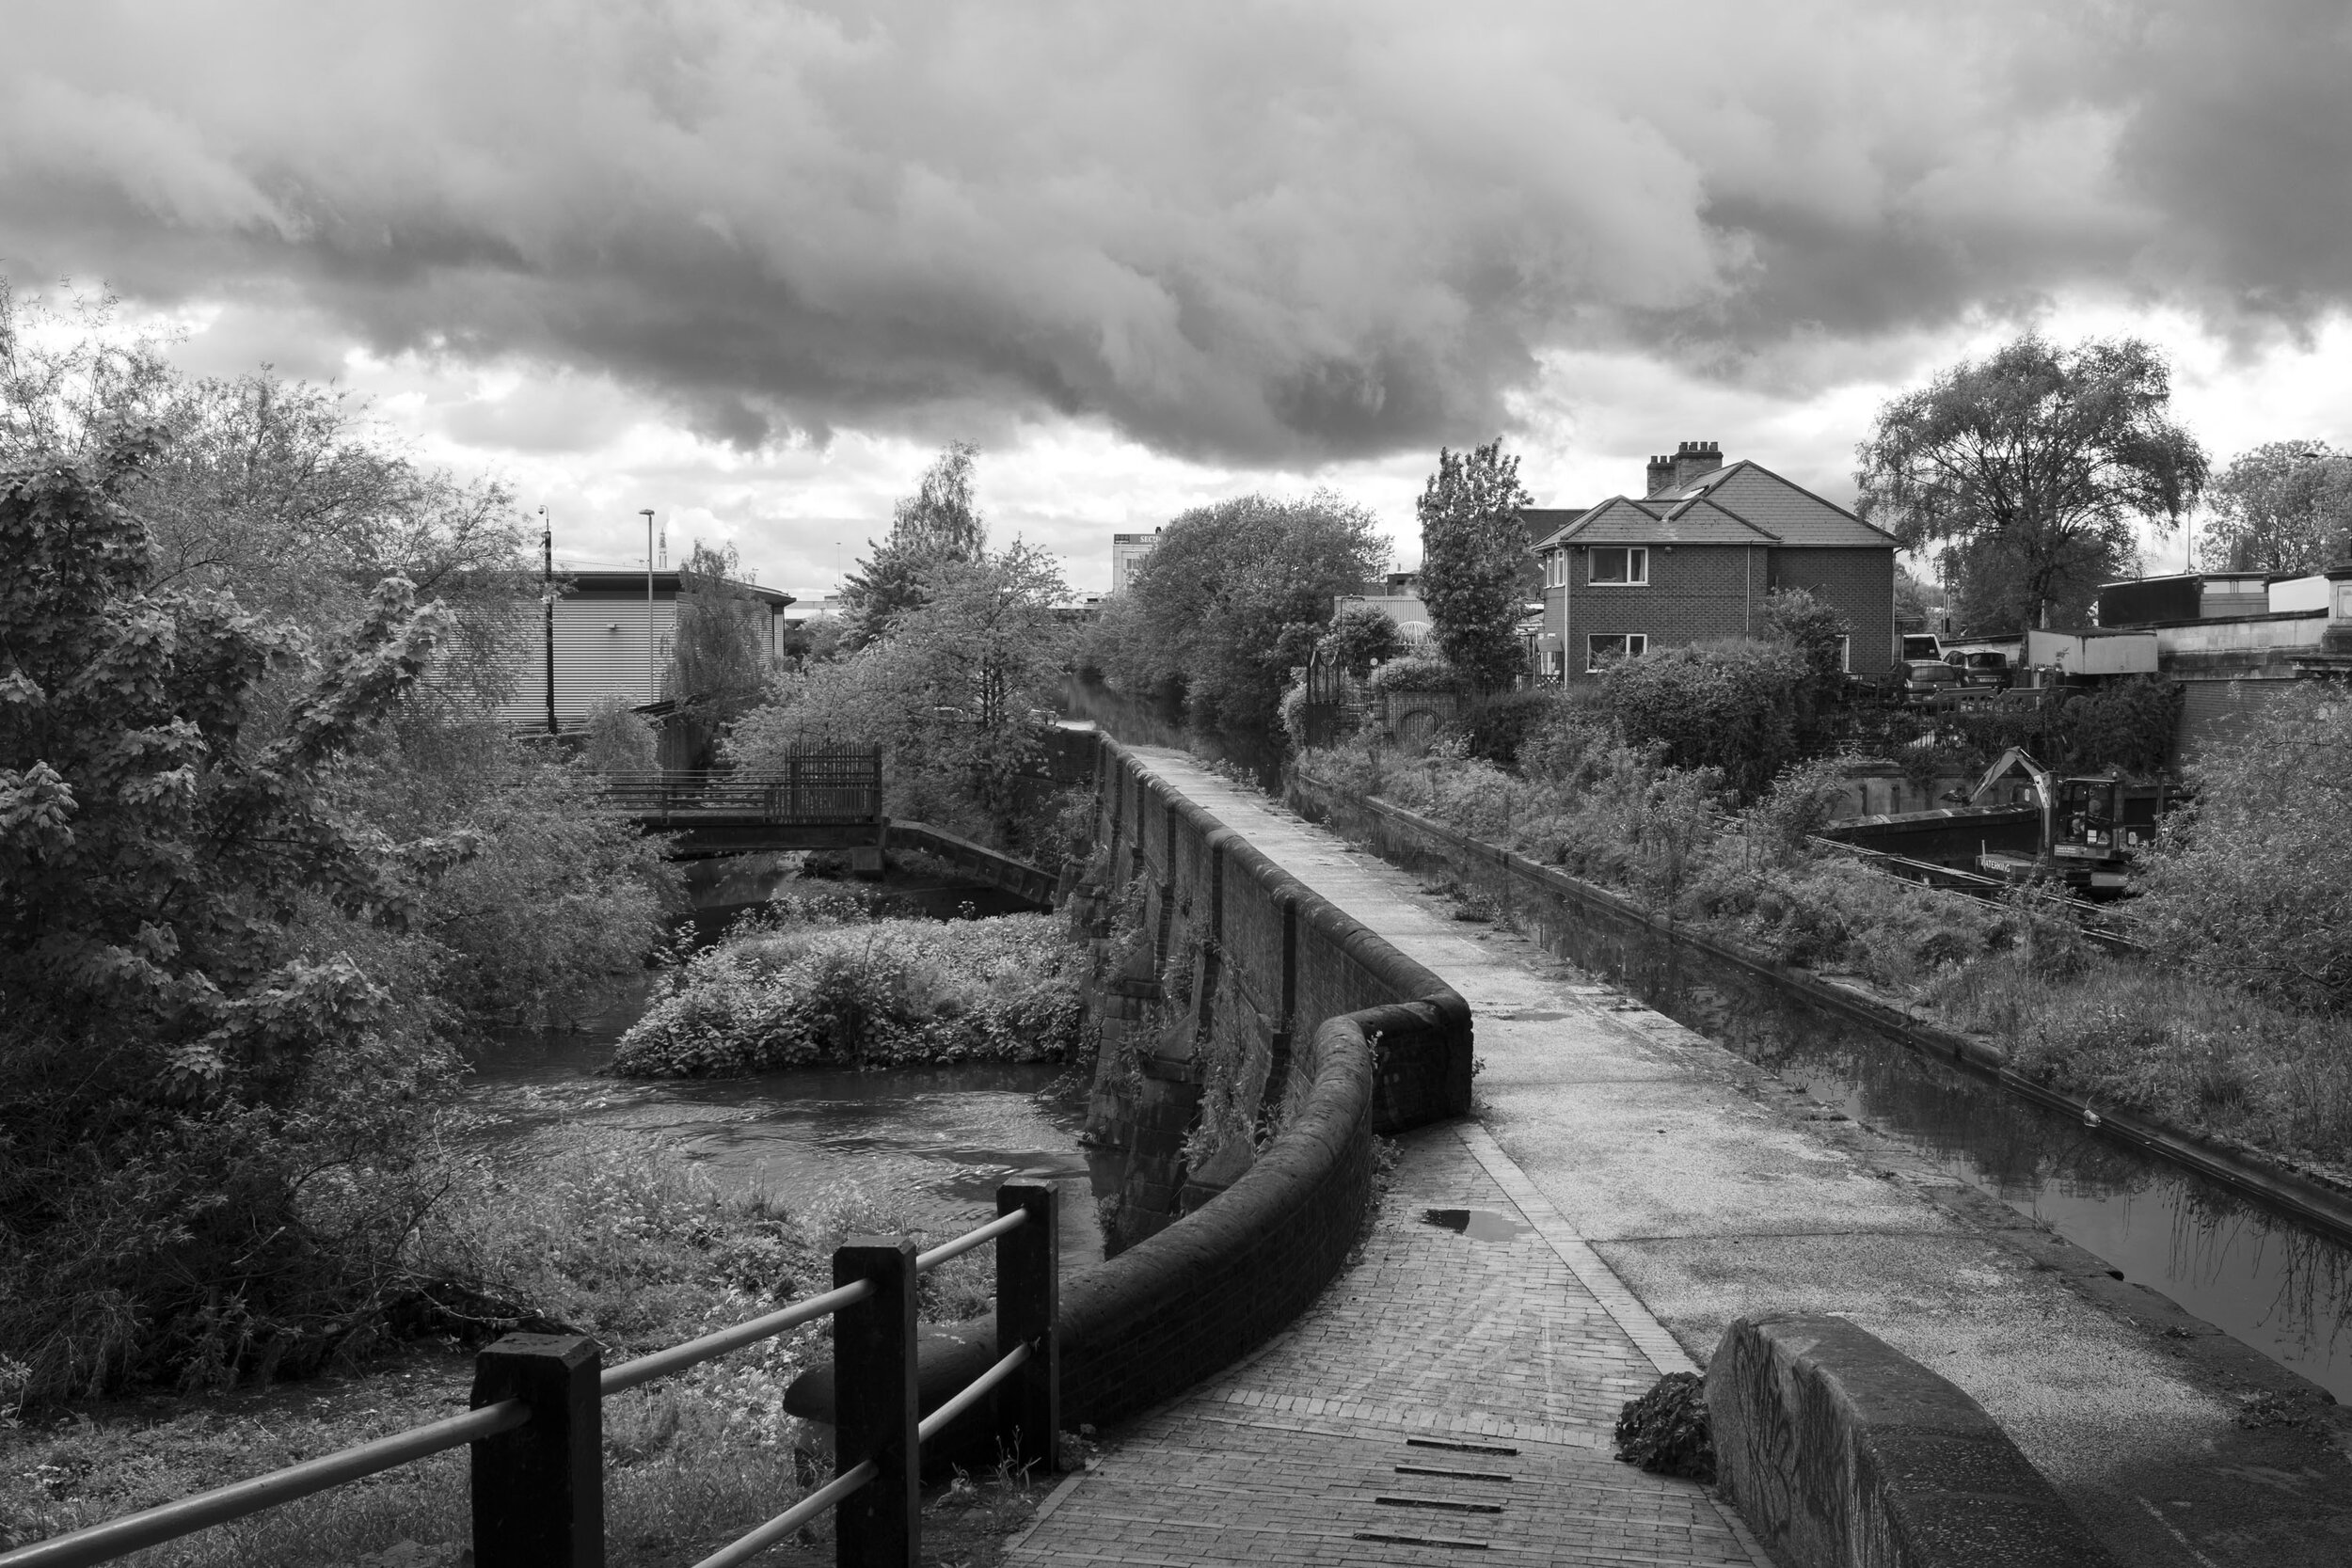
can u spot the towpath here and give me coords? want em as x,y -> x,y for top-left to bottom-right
1005,746 -> 2352,1568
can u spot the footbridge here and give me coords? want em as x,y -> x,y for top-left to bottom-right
601,752 -> 1057,906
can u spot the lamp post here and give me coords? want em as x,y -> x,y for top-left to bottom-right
640,508 -> 657,705
540,506 -> 556,735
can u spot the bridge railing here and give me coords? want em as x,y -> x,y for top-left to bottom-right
602,749 -> 884,823
0,1184 -> 1059,1568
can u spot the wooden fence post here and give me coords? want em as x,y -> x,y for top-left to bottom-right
995,1185 -> 1060,1477
469,1333 -> 602,1568
834,1235 -> 918,1568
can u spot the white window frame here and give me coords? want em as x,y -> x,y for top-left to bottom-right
1589,546 -> 1648,586
1835,633 -> 1851,672
1587,632 -> 1647,671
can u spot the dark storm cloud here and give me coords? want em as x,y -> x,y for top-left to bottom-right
1,0 -> 2344,463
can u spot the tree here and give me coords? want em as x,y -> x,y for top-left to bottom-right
2200,440 -> 2352,575
1109,492 -> 1389,728
839,440 -> 986,647
1325,602 -> 1406,677
731,543 -> 1072,845
2134,682 -> 2351,1016
1892,569 -> 1943,635
1,436 -> 459,1396
1854,334 -> 2207,629
1418,440 -> 1534,687
664,539 -> 771,732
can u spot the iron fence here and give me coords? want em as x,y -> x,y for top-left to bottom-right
0,1184 -> 1059,1568
601,749 -> 883,823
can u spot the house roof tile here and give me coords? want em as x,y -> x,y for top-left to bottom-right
1660,461 -> 1898,547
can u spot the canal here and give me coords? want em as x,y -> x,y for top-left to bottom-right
1064,673 -> 2352,1402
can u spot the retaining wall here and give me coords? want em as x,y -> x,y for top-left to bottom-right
785,734 -> 1471,1457
1708,1314 -> 2117,1568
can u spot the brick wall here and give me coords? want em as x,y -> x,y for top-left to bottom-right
1561,543 -> 1764,676
785,733 -> 1473,1455
1770,546 -> 1896,673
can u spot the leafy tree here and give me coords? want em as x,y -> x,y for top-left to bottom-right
1417,441 -> 1534,688
1892,569 -> 1943,635
663,539 -> 773,752
1325,602 -> 1406,677
1854,334 -> 2207,629
1106,492 -> 1389,728
733,543 -> 1073,846
2135,682 -> 2351,1015
839,440 -> 986,647
1759,587 -> 1851,745
0,437 -> 458,1396
2200,440 -> 2352,575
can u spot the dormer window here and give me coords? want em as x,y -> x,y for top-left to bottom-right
1590,546 -> 1649,586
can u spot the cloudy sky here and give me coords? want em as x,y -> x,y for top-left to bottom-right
6,0 -> 2349,594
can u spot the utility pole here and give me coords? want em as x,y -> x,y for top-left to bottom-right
541,506 -> 556,735
640,508 -> 658,705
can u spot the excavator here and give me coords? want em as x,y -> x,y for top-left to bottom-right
1966,747 -> 2181,895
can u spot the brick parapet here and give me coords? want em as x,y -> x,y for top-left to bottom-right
784,733 -> 1470,1457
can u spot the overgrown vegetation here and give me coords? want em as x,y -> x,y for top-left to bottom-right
612,911 -> 1084,1078
1301,697 -> 2352,1168
0,1130 -> 1032,1566
0,293 -> 673,1408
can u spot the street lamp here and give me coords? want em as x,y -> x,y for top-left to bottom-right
640,508 -> 658,705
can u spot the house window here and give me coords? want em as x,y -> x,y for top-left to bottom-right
1590,546 -> 1648,586
1587,633 -> 1646,671
1544,551 -> 1566,588
1836,633 -> 1851,672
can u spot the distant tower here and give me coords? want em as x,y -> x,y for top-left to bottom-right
1112,528 -> 1163,594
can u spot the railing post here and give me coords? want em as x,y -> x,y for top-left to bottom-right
995,1185 -> 1060,1477
469,1332 -> 602,1568
789,754 -> 802,820
834,1235 -> 918,1568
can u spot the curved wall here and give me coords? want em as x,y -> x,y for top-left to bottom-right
785,734 -> 1471,1454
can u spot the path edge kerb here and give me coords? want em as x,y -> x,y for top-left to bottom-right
783,735 -> 1472,1460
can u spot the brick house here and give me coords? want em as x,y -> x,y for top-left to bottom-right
1525,440 -> 1898,680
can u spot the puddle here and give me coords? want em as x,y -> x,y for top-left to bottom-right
1421,1208 -> 1536,1243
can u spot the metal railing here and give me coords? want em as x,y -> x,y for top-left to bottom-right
0,1184 -> 1059,1568
601,752 -> 884,824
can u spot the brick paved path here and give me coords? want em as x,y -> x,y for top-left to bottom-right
1006,1120 -> 1766,1565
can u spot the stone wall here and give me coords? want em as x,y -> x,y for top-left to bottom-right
1708,1314 -> 2116,1567
785,732 -> 1471,1458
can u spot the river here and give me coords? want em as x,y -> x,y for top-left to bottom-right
461,861 -> 1120,1273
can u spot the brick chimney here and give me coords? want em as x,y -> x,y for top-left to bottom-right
1670,439 -> 1724,492
1645,454 -> 1676,497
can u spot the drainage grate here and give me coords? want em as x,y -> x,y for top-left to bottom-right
1376,1496 -> 1504,1514
1394,1465 -> 1514,1483
1406,1436 -> 1519,1457
1354,1530 -> 1489,1550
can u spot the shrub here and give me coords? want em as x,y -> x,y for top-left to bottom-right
1600,638 -> 1806,800
1614,1372 -> 1714,1481
1325,603 -> 1406,677
1441,688 -> 1581,768
584,695 -> 658,771
1366,655 -> 1461,694
612,915 -> 1084,1077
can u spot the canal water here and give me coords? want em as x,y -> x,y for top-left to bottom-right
1562,927 -> 2352,1403
461,860 -> 1121,1274
1058,680 -> 2352,1402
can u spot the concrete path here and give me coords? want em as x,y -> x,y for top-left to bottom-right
1008,747 -> 2352,1568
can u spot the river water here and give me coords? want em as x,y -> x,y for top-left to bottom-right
460,866 -> 1120,1273
1062,675 -> 2352,1402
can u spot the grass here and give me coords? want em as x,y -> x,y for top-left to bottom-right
0,1128 -> 1033,1567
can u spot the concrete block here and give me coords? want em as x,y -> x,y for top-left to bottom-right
1707,1313 -> 2118,1568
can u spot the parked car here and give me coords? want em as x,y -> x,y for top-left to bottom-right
1880,659 -> 1967,705
1943,649 -> 2014,689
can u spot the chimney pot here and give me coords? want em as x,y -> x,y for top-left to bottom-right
1668,438 -> 1725,492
